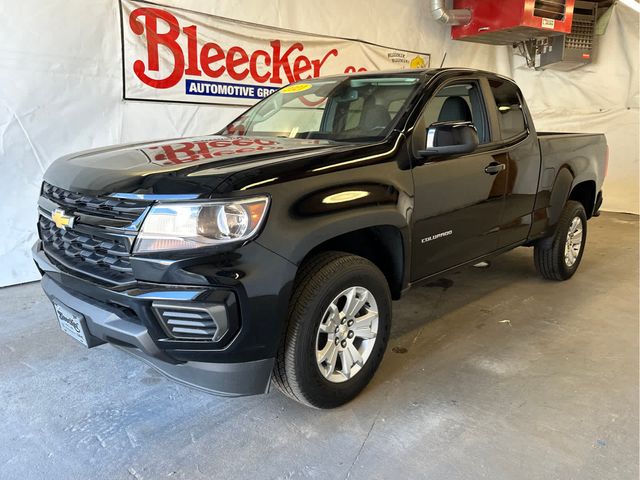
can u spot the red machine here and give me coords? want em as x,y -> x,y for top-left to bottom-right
451,0 -> 576,44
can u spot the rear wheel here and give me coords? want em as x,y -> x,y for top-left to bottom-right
272,252 -> 391,409
534,200 -> 587,281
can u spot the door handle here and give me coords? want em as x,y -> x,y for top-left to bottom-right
484,162 -> 506,175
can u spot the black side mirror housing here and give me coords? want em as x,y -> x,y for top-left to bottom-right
418,121 -> 479,159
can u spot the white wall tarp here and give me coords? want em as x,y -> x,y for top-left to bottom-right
0,0 -> 635,287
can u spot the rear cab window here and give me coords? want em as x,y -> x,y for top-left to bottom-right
488,78 -> 528,141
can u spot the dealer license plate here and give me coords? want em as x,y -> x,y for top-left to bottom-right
53,301 -> 89,347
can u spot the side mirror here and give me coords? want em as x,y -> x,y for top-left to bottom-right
418,121 -> 479,159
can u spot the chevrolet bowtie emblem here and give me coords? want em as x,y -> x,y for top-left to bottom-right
51,209 -> 75,229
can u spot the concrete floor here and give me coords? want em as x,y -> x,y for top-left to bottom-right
0,212 -> 638,480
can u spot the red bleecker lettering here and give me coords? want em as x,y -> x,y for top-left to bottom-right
226,46 -> 250,81
250,50 -> 271,83
270,40 -> 304,84
194,142 -> 214,158
293,56 -> 312,80
152,143 -> 199,164
231,139 -> 254,147
184,25 -> 202,76
209,140 -> 233,148
129,8 -> 341,90
129,8 -> 184,89
312,49 -> 339,76
200,42 -> 225,78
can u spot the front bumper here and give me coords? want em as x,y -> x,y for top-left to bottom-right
33,241 -> 294,397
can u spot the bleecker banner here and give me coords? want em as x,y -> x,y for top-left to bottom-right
120,0 -> 431,106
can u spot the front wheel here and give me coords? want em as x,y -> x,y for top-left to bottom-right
534,200 -> 587,281
272,252 -> 391,409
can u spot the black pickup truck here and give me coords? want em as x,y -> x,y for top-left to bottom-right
33,69 -> 607,408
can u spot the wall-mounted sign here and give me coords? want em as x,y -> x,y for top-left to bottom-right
120,0 -> 430,106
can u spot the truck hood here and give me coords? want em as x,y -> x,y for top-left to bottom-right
43,135 -> 364,196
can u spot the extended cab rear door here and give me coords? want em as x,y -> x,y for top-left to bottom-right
484,76 -> 542,248
409,77 -> 509,281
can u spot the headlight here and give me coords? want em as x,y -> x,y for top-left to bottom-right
134,197 -> 269,253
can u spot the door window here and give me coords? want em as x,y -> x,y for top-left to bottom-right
414,81 -> 490,152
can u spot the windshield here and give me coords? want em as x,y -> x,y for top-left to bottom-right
221,74 -> 423,141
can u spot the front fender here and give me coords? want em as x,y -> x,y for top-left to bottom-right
258,201 -> 412,266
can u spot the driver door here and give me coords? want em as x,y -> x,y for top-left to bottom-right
410,79 -> 508,281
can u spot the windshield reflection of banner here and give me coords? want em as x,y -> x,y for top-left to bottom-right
121,0 -> 430,106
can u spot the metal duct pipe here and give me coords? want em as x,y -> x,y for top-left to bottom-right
431,0 -> 472,25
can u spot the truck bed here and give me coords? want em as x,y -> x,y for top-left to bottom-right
537,131 -> 607,214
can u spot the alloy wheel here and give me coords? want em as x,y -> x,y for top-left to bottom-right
564,216 -> 584,267
315,286 -> 379,383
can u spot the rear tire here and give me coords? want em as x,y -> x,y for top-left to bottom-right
534,200 -> 587,281
272,252 -> 391,409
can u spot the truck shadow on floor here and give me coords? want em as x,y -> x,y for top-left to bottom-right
360,244 -> 600,395
388,247 -> 539,340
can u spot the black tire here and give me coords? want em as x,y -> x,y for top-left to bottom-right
534,200 -> 587,281
272,251 -> 391,409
